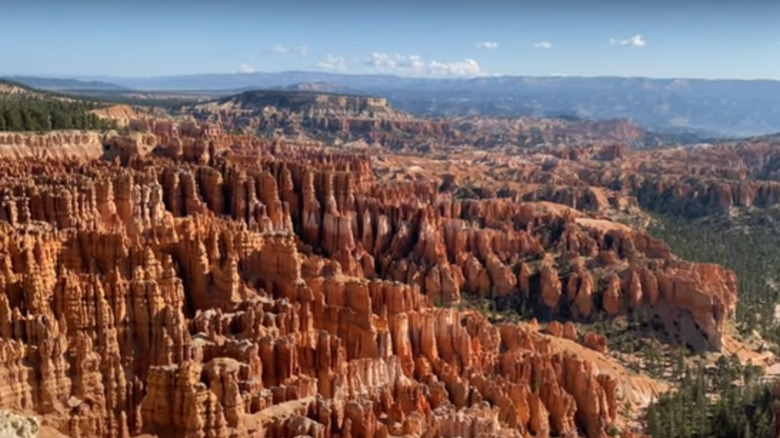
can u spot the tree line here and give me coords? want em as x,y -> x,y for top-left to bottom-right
0,96 -> 116,131
649,215 -> 780,347
645,354 -> 776,438
645,214 -> 780,438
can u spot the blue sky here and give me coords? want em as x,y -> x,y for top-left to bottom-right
1,0 -> 779,79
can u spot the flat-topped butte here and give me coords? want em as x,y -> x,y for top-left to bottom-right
217,89 -> 391,113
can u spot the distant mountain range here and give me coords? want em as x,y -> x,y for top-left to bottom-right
7,71 -> 780,138
5,76 -> 129,92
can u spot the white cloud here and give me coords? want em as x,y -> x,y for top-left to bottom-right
610,34 -> 646,47
265,44 -> 309,57
364,53 -> 483,77
266,45 -> 288,54
476,41 -> 498,50
238,63 -> 256,73
317,54 -> 347,71
533,41 -> 552,49
429,59 -> 482,76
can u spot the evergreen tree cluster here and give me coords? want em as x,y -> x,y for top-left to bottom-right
0,95 -> 116,131
649,215 -> 780,345
645,355 -> 776,438
647,214 -> 780,438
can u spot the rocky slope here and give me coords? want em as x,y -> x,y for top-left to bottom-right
0,82 -> 31,97
0,131 -> 107,160
365,135 -> 780,225
1,121 -> 752,437
180,90 -> 653,152
182,90 -> 455,150
89,105 -> 151,129
0,410 -> 39,438
451,117 -> 646,149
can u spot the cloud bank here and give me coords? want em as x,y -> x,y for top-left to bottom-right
533,41 -> 552,49
365,53 -> 482,77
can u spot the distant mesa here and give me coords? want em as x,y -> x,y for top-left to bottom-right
218,89 -> 390,112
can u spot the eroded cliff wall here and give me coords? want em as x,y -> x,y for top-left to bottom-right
0,125 -> 732,438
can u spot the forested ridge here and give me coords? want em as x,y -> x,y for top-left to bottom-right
644,214 -> 780,438
649,215 -> 780,345
0,80 -> 117,131
645,354 -> 776,438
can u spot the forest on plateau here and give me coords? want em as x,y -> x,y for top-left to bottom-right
644,355 -> 776,438
0,96 -> 116,131
649,215 -> 780,345
644,214 -> 780,438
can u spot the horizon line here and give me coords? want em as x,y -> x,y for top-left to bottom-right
4,70 -> 780,83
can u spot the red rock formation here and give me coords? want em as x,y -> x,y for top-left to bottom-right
0,131 -> 108,160
584,332 -> 608,354
0,121 -> 738,437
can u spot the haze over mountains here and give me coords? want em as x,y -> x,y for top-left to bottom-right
8,71 -> 780,138
5,76 -> 130,92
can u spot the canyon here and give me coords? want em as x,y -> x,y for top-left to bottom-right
0,90 -> 779,438
179,90 -> 651,151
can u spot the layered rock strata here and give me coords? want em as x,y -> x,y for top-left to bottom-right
0,125 -> 735,438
